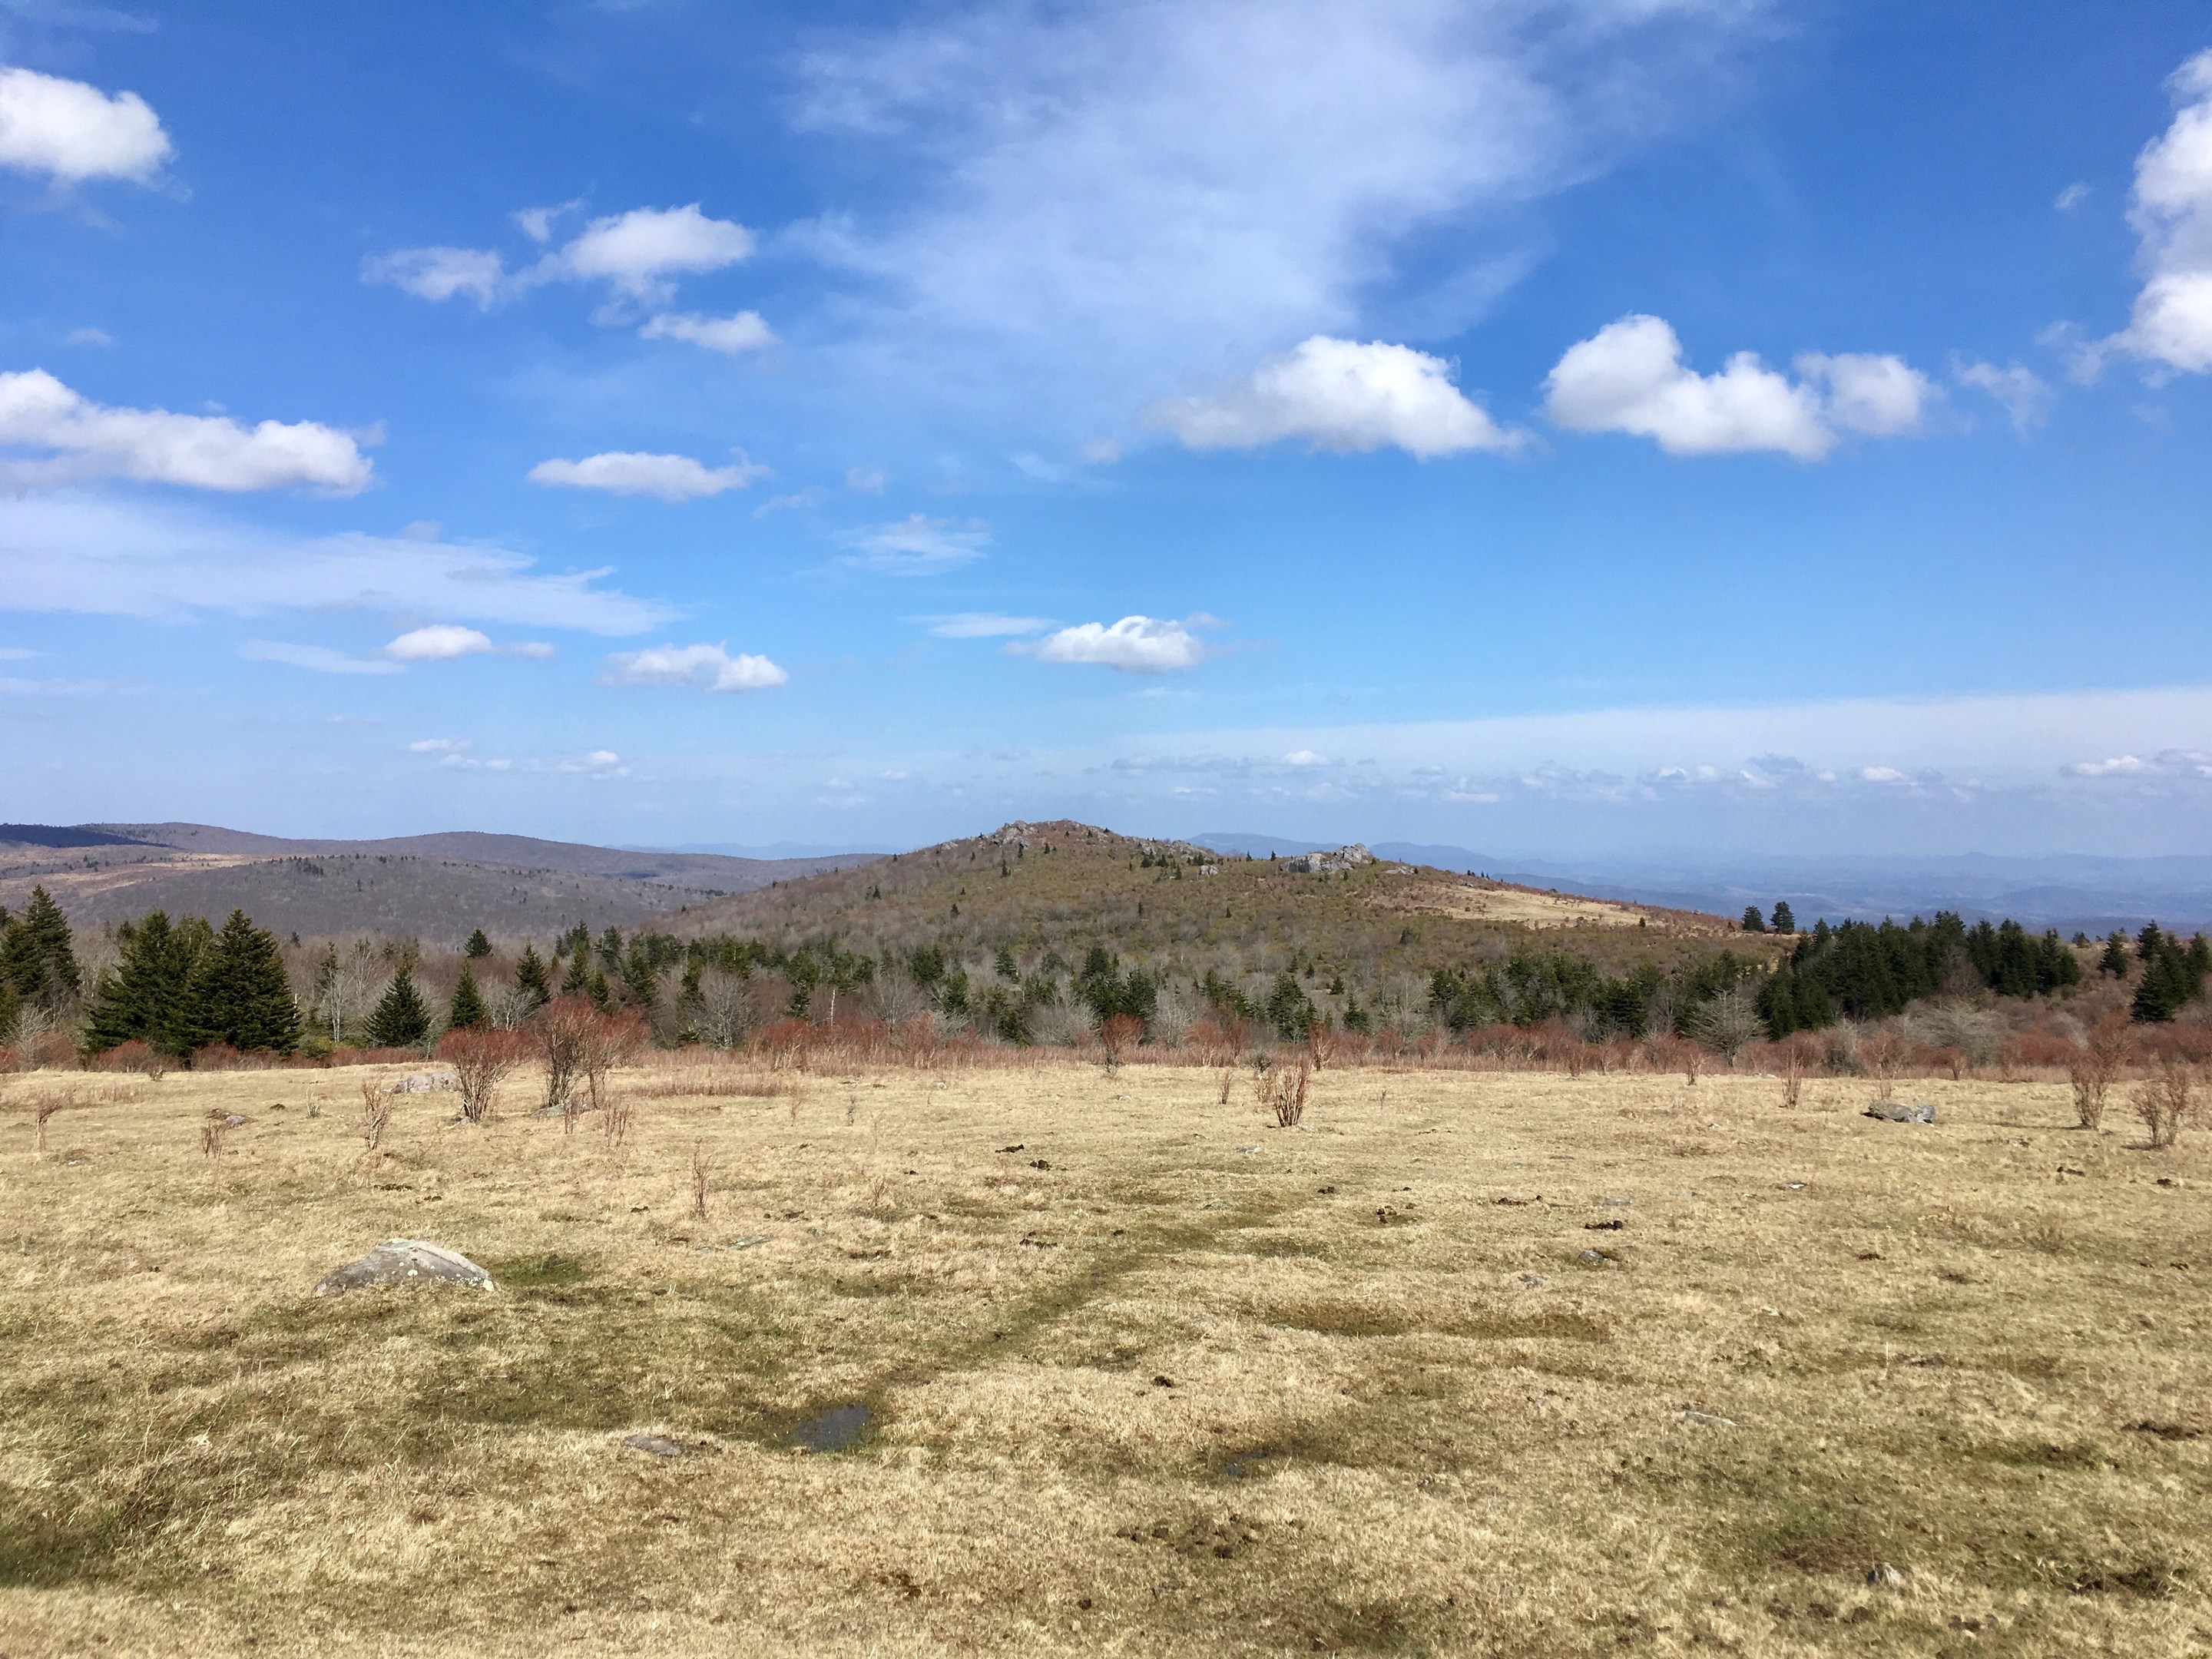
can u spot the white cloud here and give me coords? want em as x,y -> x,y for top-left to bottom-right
638,310 -> 775,353
845,466 -> 886,493
839,513 -> 989,574
2105,51 -> 2212,375
793,2 -> 1766,426
753,487 -> 829,517
361,247 -> 507,307
0,369 -> 375,493
368,204 -> 755,313
0,64 -> 170,184
598,642 -> 789,693
554,205 -> 754,300
1147,336 -> 1518,459
1955,360 -> 2054,432
239,640 -> 403,677
586,749 -> 621,766
0,495 -> 676,632
513,200 -> 582,243
2055,182 -> 2090,211
1542,316 -> 1932,459
409,737 -> 471,753
0,646 -> 32,661
1282,749 -> 1329,767
383,624 -> 492,661
922,612 -> 1051,638
2064,754 -> 2149,777
527,449 -> 770,502
1858,767 -> 1907,783
1022,614 -> 1210,673
65,327 -> 112,348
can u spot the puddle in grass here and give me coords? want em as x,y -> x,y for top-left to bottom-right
793,1403 -> 872,1452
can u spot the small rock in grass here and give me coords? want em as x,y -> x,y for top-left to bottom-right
222,1114 -> 249,1128
61,1149 -> 91,1166
1866,1561 -> 1905,1587
1680,1409 -> 1737,1429
1865,1101 -> 1936,1124
1519,1273 -> 1546,1288
623,1433 -> 687,1459
315,1239 -> 494,1296
1235,1144 -> 1259,1154
1577,1248 -> 1618,1267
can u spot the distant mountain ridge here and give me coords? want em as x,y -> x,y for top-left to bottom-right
0,822 -> 882,943
1190,833 -> 2212,933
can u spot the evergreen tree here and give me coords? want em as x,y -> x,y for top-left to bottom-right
515,943 -> 551,1011
83,910 -> 206,1056
597,926 -> 624,970
448,963 -> 489,1031
1770,901 -> 1796,935
2139,922 -> 2167,965
463,928 -> 493,959
561,949 -> 591,997
1740,906 -> 1767,933
0,974 -> 16,1045
186,910 -> 303,1054
621,939 -> 659,1010
366,966 -> 432,1049
0,885 -> 81,1008
2100,932 -> 2131,977
587,969 -> 614,1012
1266,970 -> 1318,1040
2132,930 -> 2208,1023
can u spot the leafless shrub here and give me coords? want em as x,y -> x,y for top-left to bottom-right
439,1027 -> 527,1124
31,1090 -> 68,1152
690,1141 -> 712,1220
2136,1063 -> 2197,1150
1858,1028 -> 1912,1081
359,1075 -> 392,1152
1217,1064 -> 1234,1105
1259,1058 -> 1311,1128
200,1110 -> 230,1158
602,1088 -> 636,1147
1099,1014 -> 1142,1070
579,1010 -> 649,1112
2072,1018 -> 2131,1131
1692,988 -> 1763,1063
1781,1041 -> 1805,1110
537,996 -> 595,1116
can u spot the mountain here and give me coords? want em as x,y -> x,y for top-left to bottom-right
0,823 -> 882,944
1191,832 -> 2212,934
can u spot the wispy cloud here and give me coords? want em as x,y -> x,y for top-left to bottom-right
921,612 -> 1052,638
528,449 -> 770,501
838,513 -> 990,575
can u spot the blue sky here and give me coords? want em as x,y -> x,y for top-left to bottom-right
2,0 -> 2210,859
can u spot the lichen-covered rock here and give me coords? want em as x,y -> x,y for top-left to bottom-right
314,1239 -> 494,1296
391,1071 -> 457,1094
1866,1101 -> 1936,1124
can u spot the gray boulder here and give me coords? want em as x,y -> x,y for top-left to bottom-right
315,1239 -> 495,1296
391,1071 -> 457,1094
1865,1101 -> 1936,1124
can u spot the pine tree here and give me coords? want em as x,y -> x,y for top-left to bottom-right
2100,932 -> 2131,977
0,974 -> 18,1045
366,966 -> 432,1049
1770,901 -> 1796,935
621,941 -> 657,1011
463,928 -> 493,959
83,910 -> 205,1056
561,949 -> 591,997
515,943 -> 551,1011
0,885 -> 80,1008
448,963 -> 489,1031
186,910 -> 303,1054
588,969 -> 614,1012
1740,906 -> 1767,933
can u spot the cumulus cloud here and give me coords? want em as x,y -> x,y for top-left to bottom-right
638,310 -> 775,353
2105,51 -> 2212,375
239,640 -> 402,677
367,204 -> 757,315
0,64 -> 170,184
922,612 -> 1051,637
2064,754 -> 2148,777
839,513 -> 989,574
1282,749 -> 1328,766
383,624 -> 493,661
0,369 -> 375,493
1955,360 -> 2054,432
792,2 -> 1767,426
0,495 -> 676,632
1541,316 -> 1932,459
1020,614 -> 1210,673
527,449 -> 770,502
1147,336 -> 1517,459
598,641 -> 789,693
361,247 -> 506,307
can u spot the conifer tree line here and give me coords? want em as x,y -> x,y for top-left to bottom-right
3,884 -> 2210,1060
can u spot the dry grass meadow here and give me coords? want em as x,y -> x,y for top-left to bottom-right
2,1055 -> 2208,1657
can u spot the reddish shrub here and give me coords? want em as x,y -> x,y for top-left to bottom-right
88,1039 -> 167,1078
752,1018 -> 815,1071
438,1026 -> 531,1123
1098,1014 -> 1144,1065
2018,1031 -> 2079,1069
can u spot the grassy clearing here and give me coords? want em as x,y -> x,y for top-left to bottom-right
1,1059 -> 2207,1656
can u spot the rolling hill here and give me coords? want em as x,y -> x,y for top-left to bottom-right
0,823 -> 880,944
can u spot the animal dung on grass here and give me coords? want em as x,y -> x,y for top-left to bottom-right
314,1239 -> 495,1296
1866,1101 -> 1937,1124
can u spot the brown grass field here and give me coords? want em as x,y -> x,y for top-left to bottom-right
2,1057 -> 2207,1657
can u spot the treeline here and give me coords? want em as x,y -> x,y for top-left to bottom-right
7,881 -> 2211,1067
